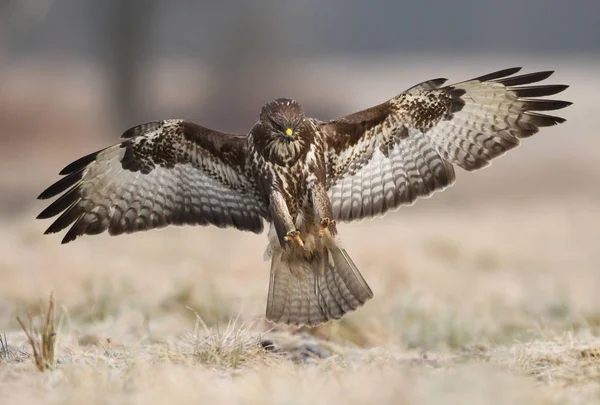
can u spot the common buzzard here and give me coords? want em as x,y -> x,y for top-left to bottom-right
38,67 -> 571,326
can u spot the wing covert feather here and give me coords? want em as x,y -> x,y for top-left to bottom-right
320,68 -> 570,222
38,120 -> 266,243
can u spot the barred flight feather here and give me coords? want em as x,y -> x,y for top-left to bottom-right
38,120 -> 266,243
322,67 -> 570,222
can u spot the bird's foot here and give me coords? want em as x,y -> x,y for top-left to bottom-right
318,217 -> 336,238
284,230 -> 305,248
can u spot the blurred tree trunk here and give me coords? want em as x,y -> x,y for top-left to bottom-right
200,0 -> 287,132
103,0 -> 157,132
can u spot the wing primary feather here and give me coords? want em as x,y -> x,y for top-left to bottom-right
524,112 -> 567,127
494,71 -> 554,86
429,78 -> 448,87
472,67 -> 522,82
38,118 -> 266,243
521,99 -> 573,111
38,167 -> 84,199
512,84 -> 569,98
37,185 -> 81,219
322,66 -> 571,224
61,216 -> 86,244
59,150 -> 101,175
44,199 -> 82,234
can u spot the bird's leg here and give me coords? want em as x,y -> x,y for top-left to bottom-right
310,181 -> 337,238
284,230 -> 305,248
318,217 -> 336,238
270,190 -> 304,248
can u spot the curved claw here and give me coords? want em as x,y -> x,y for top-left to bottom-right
319,217 -> 336,238
284,230 -> 305,248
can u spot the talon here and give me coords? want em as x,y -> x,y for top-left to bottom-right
284,230 -> 305,248
319,217 -> 336,237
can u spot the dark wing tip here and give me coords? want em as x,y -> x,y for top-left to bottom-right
525,111 -> 567,127
548,114 -> 568,124
60,216 -> 86,244
37,210 -> 51,220
38,169 -> 84,200
38,191 -> 51,200
59,150 -> 101,175
512,84 -> 569,98
38,187 -> 57,201
522,99 -> 573,111
37,186 -> 81,220
554,116 -> 567,124
61,234 -> 77,244
496,71 -> 555,87
430,78 -> 449,87
474,67 -> 522,82
121,121 -> 163,139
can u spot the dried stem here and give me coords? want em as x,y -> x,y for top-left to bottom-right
16,293 -> 57,372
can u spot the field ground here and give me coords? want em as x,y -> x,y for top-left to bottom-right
1,198 -> 600,404
0,58 -> 599,404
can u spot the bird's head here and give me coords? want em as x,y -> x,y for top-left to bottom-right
259,98 -> 306,143
255,98 -> 311,164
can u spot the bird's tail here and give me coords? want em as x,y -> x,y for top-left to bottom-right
266,240 -> 373,327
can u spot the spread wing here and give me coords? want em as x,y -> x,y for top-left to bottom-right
319,67 -> 571,222
38,120 -> 266,243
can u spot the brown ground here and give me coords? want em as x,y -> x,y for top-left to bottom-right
0,56 -> 599,404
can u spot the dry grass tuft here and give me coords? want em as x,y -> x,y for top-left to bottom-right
507,333 -> 600,387
170,312 -> 271,369
0,332 -> 10,361
15,293 -> 59,372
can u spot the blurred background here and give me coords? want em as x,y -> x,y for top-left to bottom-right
1,0 -> 599,211
0,0 -> 599,348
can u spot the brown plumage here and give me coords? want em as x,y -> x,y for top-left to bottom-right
38,68 -> 571,326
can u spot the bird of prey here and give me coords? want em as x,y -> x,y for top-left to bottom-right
38,67 -> 571,326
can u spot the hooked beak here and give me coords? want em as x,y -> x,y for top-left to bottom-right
282,127 -> 294,142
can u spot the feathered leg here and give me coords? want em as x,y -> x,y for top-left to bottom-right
270,190 -> 304,248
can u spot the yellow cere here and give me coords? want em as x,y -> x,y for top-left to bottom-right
285,128 -> 293,136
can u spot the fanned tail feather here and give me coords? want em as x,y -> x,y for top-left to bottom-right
266,242 -> 373,327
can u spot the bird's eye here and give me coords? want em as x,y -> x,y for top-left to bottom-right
271,120 -> 283,131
